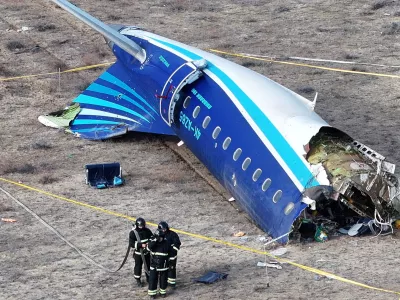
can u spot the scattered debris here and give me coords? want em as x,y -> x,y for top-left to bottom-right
15,45 -> 41,55
292,127 -> 400,243
315,225 -> 328,242
257,262 -> 282,269
228,197 -> 235,202
193,271 -> 228,284
233,231 -> 246,237
269,247 -> 288,257
239,236 -> 249,242
38,103 -> 81,129
1,218 -> 17,223
17,26 -> 31,32
395,220 -> 400,229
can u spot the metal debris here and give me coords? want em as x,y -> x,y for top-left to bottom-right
295,127 -> 400,241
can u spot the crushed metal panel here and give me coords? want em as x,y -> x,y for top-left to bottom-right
300,126 -> 400,236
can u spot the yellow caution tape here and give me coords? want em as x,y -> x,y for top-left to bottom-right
0,177 -> 399,295
2,49 -> 400,82
208,49 -> 400,79
0,62 -> 114,82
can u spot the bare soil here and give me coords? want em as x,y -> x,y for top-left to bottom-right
1,0 -> 400,299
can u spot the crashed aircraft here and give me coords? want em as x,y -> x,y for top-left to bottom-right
40,0 -> 400,243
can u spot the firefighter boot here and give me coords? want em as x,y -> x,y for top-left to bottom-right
136,279 -> 143,287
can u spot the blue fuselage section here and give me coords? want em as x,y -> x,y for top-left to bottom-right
74,34 -> 307,242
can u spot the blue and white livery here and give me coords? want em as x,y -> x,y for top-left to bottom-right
42,0 -> 400,243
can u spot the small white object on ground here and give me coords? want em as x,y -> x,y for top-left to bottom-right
269,247 -> 288,257
257,262 -> 282,269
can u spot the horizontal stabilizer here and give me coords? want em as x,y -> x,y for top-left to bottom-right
39,61 -> 176,140
49,0 -> 146,63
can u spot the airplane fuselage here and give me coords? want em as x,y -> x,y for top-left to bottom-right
100,28 -> 331,241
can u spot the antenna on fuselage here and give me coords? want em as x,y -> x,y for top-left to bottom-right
49,0 -> 146,63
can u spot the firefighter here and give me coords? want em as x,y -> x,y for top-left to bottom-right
129,217 -> 153,287
158,221 -> 181,289
147,229 -> 173,298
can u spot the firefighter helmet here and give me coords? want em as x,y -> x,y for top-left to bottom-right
135,217 -> 146,228
158,221 -> 169,232
154,229 -> 165,238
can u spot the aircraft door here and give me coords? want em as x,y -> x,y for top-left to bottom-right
159,59 -> 207,126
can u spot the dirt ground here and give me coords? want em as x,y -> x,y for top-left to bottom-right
1,0 -> 400,299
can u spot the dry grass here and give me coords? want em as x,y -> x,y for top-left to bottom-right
6,41 -> 25,51
0,162 -> 36,175
38,175 -> 59,185
371,0 -> 391,10
382,22 -> 400,35
0,65 -> 15,77
37,24 -> 56,32
0,203 -> 14,212
31,141 -> 52,150
297,86 -> 315,94
4,83 -> 32,98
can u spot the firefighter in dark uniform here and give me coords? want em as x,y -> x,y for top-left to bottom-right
129,217 -> 153,287
158,221 -> 181,289
147,229 -> 173,298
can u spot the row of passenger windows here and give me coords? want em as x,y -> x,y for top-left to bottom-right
188,103 -> 286,206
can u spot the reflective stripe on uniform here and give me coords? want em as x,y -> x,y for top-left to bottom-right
134,274 -> 141,279
169,256 -> 177,261
135,251 -> 149,255
148,290 -> 157,296
150,266 -> 168,271
160,289 -> 167,295
173,246 -> 179,251
134,241 -> 138,249
168,278 -> 176,284
151,252 -> 168,256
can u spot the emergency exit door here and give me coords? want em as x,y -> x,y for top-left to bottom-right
159,60 -> 206,126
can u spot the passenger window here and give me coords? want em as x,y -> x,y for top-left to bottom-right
212,126 -> 221,139
193,106 -> 200,118
262,178 -> 271,191
273,190 -> 282,203
284,202 -> 295,215
202,116 -> 211,129
252,168 -> 262,181
242,157 -> 251,171
183,96 -> 191,108
222,137 -> 231,150
233,148 -> 242,161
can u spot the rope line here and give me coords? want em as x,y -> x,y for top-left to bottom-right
0,62 -> 114,81
1,177 -> 399,295
1,49 -> 400,82
0,185 -> 130,272
208,49 -> 400,79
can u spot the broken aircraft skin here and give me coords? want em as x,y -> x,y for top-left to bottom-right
40,0 -> 400,243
